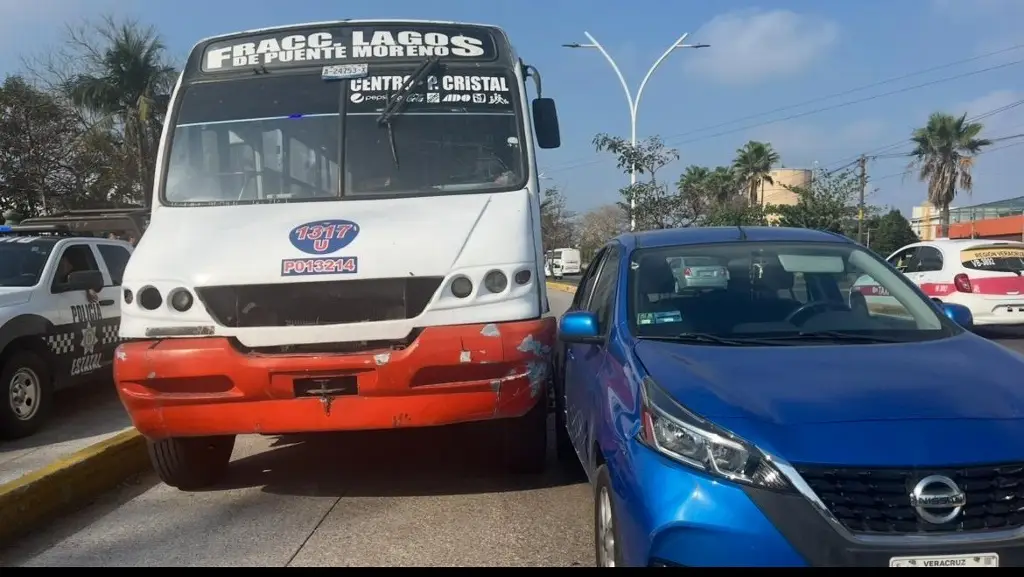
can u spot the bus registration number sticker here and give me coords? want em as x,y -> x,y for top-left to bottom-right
889,553 -> 998,567
322,64 -> 369,81
281,257 -> 358,276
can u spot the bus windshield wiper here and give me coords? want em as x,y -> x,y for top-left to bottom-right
374,56 -> 440,168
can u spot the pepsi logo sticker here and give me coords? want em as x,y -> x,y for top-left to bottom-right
289,220 -> 360,255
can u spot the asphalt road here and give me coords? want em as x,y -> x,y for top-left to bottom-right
2,290 -> 592,568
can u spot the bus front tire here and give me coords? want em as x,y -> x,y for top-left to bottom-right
148,435 -> 236,490
501,396 -> 548,475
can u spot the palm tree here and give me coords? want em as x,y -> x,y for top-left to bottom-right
732,141 -> 780,206
908,112 -> 990,237
67,19 -> 177,207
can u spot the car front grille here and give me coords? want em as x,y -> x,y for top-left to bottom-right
795,463 -> 1024,534
195,277 -> 443,328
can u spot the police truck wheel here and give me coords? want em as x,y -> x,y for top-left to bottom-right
501,396 -> 548,474
0,350 -> 53,440
148,435 -> 236,490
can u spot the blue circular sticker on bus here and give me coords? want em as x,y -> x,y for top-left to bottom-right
289,220 -> 360,255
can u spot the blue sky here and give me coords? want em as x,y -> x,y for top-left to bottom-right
2,0 -> 1023,216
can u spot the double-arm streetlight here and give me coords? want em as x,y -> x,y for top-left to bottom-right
563,32 -> 709,231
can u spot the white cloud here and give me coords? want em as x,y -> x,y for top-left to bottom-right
683,9 -> 839,86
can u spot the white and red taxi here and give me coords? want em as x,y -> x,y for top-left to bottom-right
852,239 -> 1024,326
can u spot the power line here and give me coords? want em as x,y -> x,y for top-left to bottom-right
544,57 -> 1024,175
821,98 -> 1024,171
867,138 -> 1024,185
660,43 -> 1024,143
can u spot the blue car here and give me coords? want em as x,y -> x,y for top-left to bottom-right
554,226 -> 1024,568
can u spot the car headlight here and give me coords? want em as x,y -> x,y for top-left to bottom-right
638,376 -> 791,491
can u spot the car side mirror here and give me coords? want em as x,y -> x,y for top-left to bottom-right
62,270 -> 104,293
941,302 -> 974,329
532,98 -> 561,149
559,311 -> 601,344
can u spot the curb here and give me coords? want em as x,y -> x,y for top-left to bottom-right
546,282 -> 577,294
0,427 -> 149,545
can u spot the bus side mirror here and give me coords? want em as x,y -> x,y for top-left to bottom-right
532,98 -> 561,149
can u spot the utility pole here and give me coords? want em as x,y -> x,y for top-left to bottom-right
857,155 -> 867,245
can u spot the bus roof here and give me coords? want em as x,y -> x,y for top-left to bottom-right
184,20 -> 514,78
191,19 -> 505,47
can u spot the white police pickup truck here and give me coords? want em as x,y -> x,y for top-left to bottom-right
0,225 -> 132,439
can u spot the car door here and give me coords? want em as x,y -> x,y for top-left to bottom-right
565,246 -> 622,467
95,242 -> 131,362
913,246 -> 946,296
47,241 -> 109,387
562,247 -> 607,452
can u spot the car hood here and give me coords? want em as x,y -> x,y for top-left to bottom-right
0,287 -> 33,308
633,333 -> 1024,425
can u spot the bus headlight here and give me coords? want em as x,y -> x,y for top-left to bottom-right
484,270 -> 508,293
451,276 -> 473,298
169,288 -> 194,312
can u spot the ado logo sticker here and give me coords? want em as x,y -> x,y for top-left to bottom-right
289,220 -> 360,255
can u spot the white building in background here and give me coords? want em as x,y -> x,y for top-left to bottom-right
758,168 -> 811,206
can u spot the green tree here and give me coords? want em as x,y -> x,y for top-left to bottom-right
732,140 -> 780,205
0,76 -> 81,216
868,209 -> 919,257
66,17 -> 177,207
675,165 -> 740,226
774,168 -> 860,234
703,198 -> 771,227
908,112 -> 990,237
593,133 -> 680,230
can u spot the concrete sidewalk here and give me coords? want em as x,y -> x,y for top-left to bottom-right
1,381 -> 132,485
0,380 -> 149,545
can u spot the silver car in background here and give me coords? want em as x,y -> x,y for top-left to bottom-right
668,256 -> 729,290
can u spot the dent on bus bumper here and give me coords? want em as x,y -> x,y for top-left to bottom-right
114,317 -> 554,439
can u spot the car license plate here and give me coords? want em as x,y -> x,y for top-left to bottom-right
889,553 -> 998,567
699,271 -> 713,277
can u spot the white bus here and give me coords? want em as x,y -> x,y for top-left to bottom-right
114,20 -> 561,490
550,247 -> 581,275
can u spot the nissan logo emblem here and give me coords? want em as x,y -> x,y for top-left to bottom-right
909,475 -> 966,525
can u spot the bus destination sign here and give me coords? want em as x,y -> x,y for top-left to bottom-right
202,26 -> 498,72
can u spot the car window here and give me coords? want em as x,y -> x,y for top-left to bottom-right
50,243 -> 100,292
573,247 -> 606,310
627,241 -> 957,343
916,246 -> 944,272
588,247 -> 621,334
960,244 -> 1024,274
0,239 -> 56,287
888,247 -> 919,273
97,244 -> 132,285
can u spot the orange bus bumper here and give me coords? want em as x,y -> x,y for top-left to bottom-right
114,318 -> 555,440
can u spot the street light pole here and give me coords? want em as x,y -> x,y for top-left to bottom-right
564,32 -> 709,231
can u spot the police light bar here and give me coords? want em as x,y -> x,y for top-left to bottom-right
0,224 -> 75,236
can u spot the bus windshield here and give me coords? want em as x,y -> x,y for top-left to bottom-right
163,69 -> 524,205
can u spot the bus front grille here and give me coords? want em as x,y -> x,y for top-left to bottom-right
195,277 -> 443,328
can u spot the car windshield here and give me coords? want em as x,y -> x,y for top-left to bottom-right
0,239 -> 55,287
162,69 -> 524,205
628,241 -> 958,344
960,244 -> 1024,273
